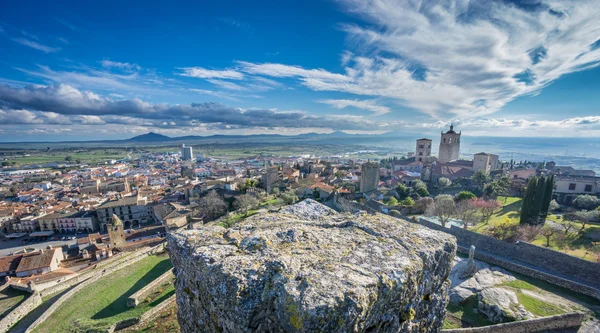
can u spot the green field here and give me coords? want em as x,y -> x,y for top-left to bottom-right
32,254 -> 173,333
3,149 -> 131,166
471,196 -> 600,260
0,288 -> 29,320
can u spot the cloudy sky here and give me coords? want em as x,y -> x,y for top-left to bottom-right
1,0 -> 600,141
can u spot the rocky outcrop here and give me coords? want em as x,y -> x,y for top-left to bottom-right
168,199 -> 456,333
449,256 -> 535,323
477,287 -> 533,323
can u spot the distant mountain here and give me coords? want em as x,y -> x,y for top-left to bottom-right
127,132 -> 172,142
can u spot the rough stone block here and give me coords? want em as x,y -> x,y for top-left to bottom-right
168,200 -> 456,333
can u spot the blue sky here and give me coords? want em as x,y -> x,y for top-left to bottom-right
1,0 -> 600,141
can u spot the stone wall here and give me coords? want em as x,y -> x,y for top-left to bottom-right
22,243 -> 165,333
0,292 -> 42,332
106,294 -> 177,332
127,269 -> 174,307
441,312 -> 584,333
416,218 -> 600,300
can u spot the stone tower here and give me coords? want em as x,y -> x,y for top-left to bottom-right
415,138 -> 432,162
108,214 -> 127,248
360,162 -> 379,193
438,125 -> 461,163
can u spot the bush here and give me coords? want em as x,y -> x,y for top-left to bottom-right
416,187 -> 429,197
455,191 -> 476,201
389,210 -> 402,217
549,199 -> 560,211
399,197 -> 414,206
573,195 -> 600,210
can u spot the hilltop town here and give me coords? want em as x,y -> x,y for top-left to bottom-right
0,127 -> 599,332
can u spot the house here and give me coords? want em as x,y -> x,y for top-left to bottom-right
552,175 -> 600,205
15,247 -> 64,277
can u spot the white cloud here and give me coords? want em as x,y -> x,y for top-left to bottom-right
319,99 -> 390,115
11,38 -> 61,53
232,1 -> 600,120
178,67 -> 244,80
100,59 -> 141,71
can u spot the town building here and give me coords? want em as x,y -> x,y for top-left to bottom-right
552,175 -> 600,205
15,247 -> 64,277
415,138 -> 432,162
96,194 -> 153,231
473,152 -> 499,174
107,214 -> 127,248
262,166 -> 279,193
360,162 -> 379,193
438,125 -> 461,163
181,144 -> 194,161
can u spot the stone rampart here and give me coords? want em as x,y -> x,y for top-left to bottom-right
22,243 -> 165,333
416,218 -> 600,300
0,292 -> 42,332
127,269 -> 174,307
441,312 -> 584,333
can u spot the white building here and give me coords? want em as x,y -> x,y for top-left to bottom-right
181,144 -> 194,161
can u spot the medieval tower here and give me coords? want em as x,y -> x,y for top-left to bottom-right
415,138 -> 432,162
438,125 -> 461,163
108,214 -> 127,248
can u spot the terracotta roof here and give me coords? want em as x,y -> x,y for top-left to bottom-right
0,254 -> 23,273
15,249 -> 57,273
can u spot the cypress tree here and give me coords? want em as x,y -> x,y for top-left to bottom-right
520,176 -> 537,224
531,176 -> 546,224
540,175 -> 554,221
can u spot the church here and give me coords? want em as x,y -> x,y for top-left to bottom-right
393,125 -> 501,184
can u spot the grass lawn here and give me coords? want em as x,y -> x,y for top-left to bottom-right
0,288 -> 29,320
131,303 -> 180,333
470,196 -> 600,261
32,254 -> 173,333
444,296 -> 493,329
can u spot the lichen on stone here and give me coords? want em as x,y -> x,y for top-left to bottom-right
168,199 -> 456,333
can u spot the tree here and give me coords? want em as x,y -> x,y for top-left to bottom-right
1,161 -> 9,167
573,195 -> 600,210
471,170 -> 490,190
413,197 -> 433,214
438,177 -> 452,189
399,197 -> 414,206
540,175 -> 554,221
520,175 -> 553,225
234,194 -> 259,215
472,198 -> 502,224
564,210 -> 597,235
386,197 -> 399,206
455,191 -> 476,201
64,156 -> 72,162
542,226 -> 554,247
416,187 -> 430,197
281,191 -> 299,205
549,199 -> 560,211
456,199 -> 479,229
413,179 -> 427,190
395,183 -> 410,199
425,194 -> 456,227
197,190 -> 228,221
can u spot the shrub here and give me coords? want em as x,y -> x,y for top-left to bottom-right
455,191 -> 476,201
399,197 -> 414,206
573,195 -> 600,210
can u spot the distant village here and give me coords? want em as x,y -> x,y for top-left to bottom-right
0,125 -> 598,281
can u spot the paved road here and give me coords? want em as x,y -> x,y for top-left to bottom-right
0,236 -> 79,257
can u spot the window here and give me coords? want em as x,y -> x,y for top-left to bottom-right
568,183 -> 576,190
419,145 -> 424,149
584,184 -> 593,192
418,152 -> 423,156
